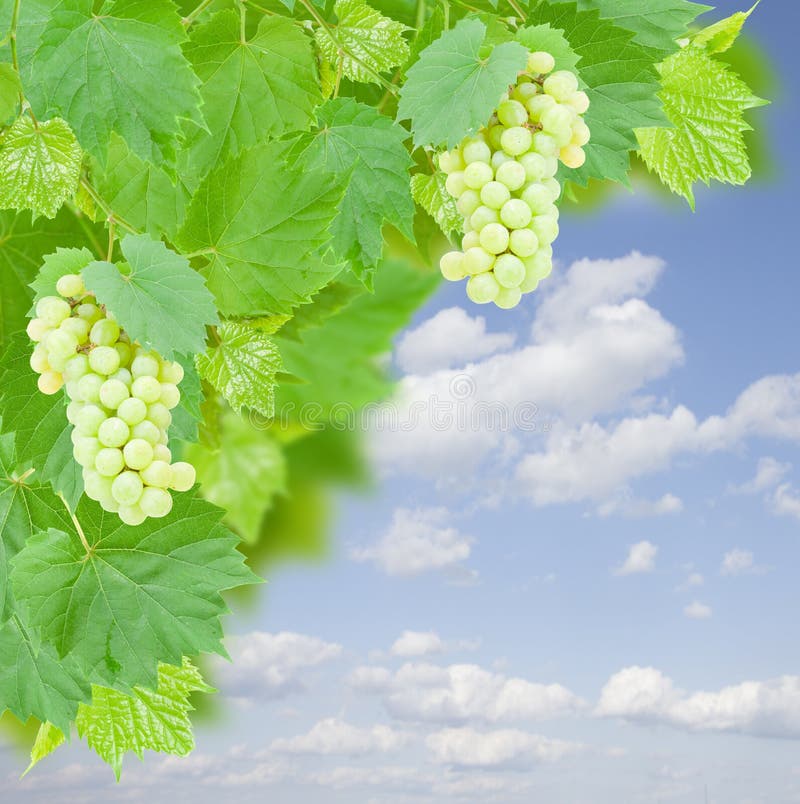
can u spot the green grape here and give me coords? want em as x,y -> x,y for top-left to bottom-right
500,199 -> 532,230
466,273 -> 500,305
170,462 -> 196,493
462,138 -> 491,164
90,318 -> 121,347
98,417 -> 130,449
118,396 -> 148,426
132,419 -> 161,445
76,373 -> 103,403
524,249 -> 554,282
159,361 -> 184,385
522,183 -> 554,214
519,263 -> 541,294
30,344 -> 49,374
152,399 -> 175,424
153,445 -> 172,463
440,251 -> 466,282
528,51 -> 555,74
542,177 -> 561,201
445,171 -> 467,198
123,438 -> 154,471
479,223 -> 510,255
73,437 -> 102,469
497,99 -> 528,127
531,214 -> 559,245
543,70 -> 579,101
141,460 -> 173,488
542,156 -> 559,178
37,371 -> 63,395
45,329 -> 79,362
130,354 -> 159,379
461,231 -> 480,251
500,126 -> 533,157
88,345 -> 121,375
456,189 -> 481,218
512,82 -> 539,103
26,318 -> 50,342
495,161 -> 526,192
83,470 -> 113,502
487,125 -> 505,151
75,404 -> 107,436
532,132 -> 558,157
480,181 -> 511,210
95,447 -> 125,477
99,379 -> 130,410
567,90 -> 590,115
541,105 -> 575,137
76,303 -> 103,324
110,367 -> 132,387
560,144 -> 586,169
526,94 -> 556,120
115,342 -> 133,367
509,228 -> 539,258
438,148 -> 464,173
59,317 -> 90,343
571,118 -> 591,147
63,354 -> 89,382
111,471 -> 144,506
519,152 -> 547,183
139,487 -> 173,519
36,296 -> 71,327
493,254 -> 525,289
66,400 -> 83,425
56,273 -> 85,298
131,376 -> 162,404
118,504 -> 146,526
495,287 -> 522,309
463,247 -> 495,276
470,205 -> 499,231
491,150 -> 511,171
463,161 -> 494,190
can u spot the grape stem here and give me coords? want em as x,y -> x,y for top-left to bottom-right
507,0 -> 527,22
59,493 -> 93,557
107,219 -> 116,261
181,0 -> 214,28
79,178 -> 139,237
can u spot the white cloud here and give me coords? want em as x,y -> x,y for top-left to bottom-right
426,727 -> 584,768
732,457 -> 791,494
597,493 -> 683,518
350,507 -> 473,577
597,666 -> 800,739
615,541 -> 658,576
683,601 -> 712,619
270,718 -> 408,756
721,548 -> 766,577
391,630 -> 445,657
773,484 -> 800,520
216,632 -> 342,699
396,307 -> 515,374
351,661 -> 584,724
676,572 -> 704,591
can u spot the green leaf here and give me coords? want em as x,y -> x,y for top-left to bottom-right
527,2 -> 669,186
76,658 -> 212,780
28,0 -> 202,165
411,172 -> 461,240
576,0 -> 711,56
29,246 -> 95,305
315,0 -> 410,85
691,3 -> 758,54
196,321 -> 282,419
0,613 -> 90,733
187,413 -> 286,544
0,116 -> 82,219
170,356 -> 204,447
636,45 -> 766,209
92,135 -> 188,241
175,143 -> 347,317
82,234 -> 219,360
25,722 -> 66,776
286,99 -> 415,280
397,19 -> 528,149
182,11 -> 321,182
0,63 -> 20,122
276,278 -> 365,342
514,23 -> 580,72
10,489 -> 260,691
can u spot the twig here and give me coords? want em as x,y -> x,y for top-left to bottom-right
181,0 -> 214,27
59,493 -> 93,557
106,219 -> 116,261
79,178 -> 139,236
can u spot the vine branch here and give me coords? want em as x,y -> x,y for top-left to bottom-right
59,493 -> 93,557
181,0 -> 214,28
79,177 -> 140,237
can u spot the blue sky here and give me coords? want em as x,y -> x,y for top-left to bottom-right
3,3 -> 800,803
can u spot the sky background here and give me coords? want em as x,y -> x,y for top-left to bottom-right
3,2 -> 799,802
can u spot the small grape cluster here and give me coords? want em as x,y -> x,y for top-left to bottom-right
28,274 -> 196,526
437,51 -> 590,308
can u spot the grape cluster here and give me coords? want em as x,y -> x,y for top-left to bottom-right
28,274 -> 196,526
437,51 -> 590,308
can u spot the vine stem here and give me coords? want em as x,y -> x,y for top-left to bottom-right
508,0 -> 527,22
181,0 -> 214,27
80,178 -> 139,237
442,0 -> 451,29
59,493 -> 92,557
106,219 -> 116,261
297,0 -> 399,95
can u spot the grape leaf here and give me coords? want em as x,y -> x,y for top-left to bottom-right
411,172 -> 461,240
29,246 -> 95,304
92,134 -> 188,241
314,0 -> 410,85
10,490 -> 260,691
28,0 -> 202,165
0,613 -> 90,733
406,5 -> 444,70
0,116 -> 82,219
276,278 -> 365,342
175,143 -> 347,317
286,98 -> 415,281
691,4 -> 757,54
527,2 -> 669,186
82,234 -> 219,360
182,11 -> 321,182
196,321 -> 282,418
576,0 -> 711,56
170,356 -> 204,447
187,413 -> 287,544
25,722 -> 66,776
76,658 -> 212,780
515,24 -> 580,72
636,45 -> 766,209
397,19 -> 528,149
0,63 -> 20,122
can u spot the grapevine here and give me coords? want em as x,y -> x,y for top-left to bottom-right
0,0 -> 769,782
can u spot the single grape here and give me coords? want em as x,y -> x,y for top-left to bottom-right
73,437 -> 102,469
487,125 -> 505,151
512,82 -> 539,103
542,177 -> 561,201
76,303 -> 103,324
131,376 -> 162,404
26,318 -> 50,342
139,487 -> 173,519
445,171 -> 467,199
38,372 -> 63,395
45,329 -> 79,363
158,361 -> 184,385
463,161 -> 494,190
542,156 -> 559,178
497,99 -> 528,128
466,273 -> 500,305
560,144 -> 586,169
123,438 -> 154,471
83,470 -> 113,502
439,251 -> 466,282
63,355 -> 89,384
462,247 -> 495,276
462,139 -> 491,165
118,504 -> 146,526
500,199 -> 533,230
110,367 -> 132,388
98,417 -> 130,449
99,378 -> 130,410
528,51 -> 556,75
541,105 -> 575,138
521,183 -> 554,214
509,228 -> 540,258
494,286 -> 523,310
543,70 -> 579,102
117,396 -> 148,426
89,345 -> 121,376
76,373 -> 104,404
153,445 -> 172,463
490,150 -> 511,171
470,205 -> 499,232
493,254 -> 526,289
532,132 -> 558,157
479,223 -> 510,255
519,152 -> 547,183
131,353 -> 160,379
531,214 -> 559,245
75,404 -> 107,436
30,344 -> 50,374
524,249 -> 554,282
526,94 -> 556,120
480,181 -> 511,210
500,127 -> 533,157
111,471 -> 144,506
519,264 -> 540,294
66,400 -> 82,425
141,460 -> 173,488
90,318 -> 121,347
456,189 -> 481,218
36,297 -> 71,327
571,119 -> 591,147
438,148 -> 464,174
95,447 -> 125,477
115,342 -> 132,368
566,90 -> 590,115
495,161 -> 526,192
132,419 -> 161,445
462,231 -> 480,251
56,273 -> 85,298
170,462 -> 196,493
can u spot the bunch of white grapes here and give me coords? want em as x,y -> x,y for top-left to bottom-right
27,273 -> 196,526
437,50 -> 590,308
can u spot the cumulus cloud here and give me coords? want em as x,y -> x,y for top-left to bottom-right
773,484 -> 800,520
270,718 -> 408,756
615,541 -> 658,576
597,493 -> 683,518
731,457 -> 791,494
350,507 -> 473,577
396,308 -> 515,374
683,601 -> 712,619
350,661 -> 584,724
426,727 -> 584,768
390,630 -> 445,657
215,632 -> 342,699
597,666 -> 800,739
721,549 -> 766,577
